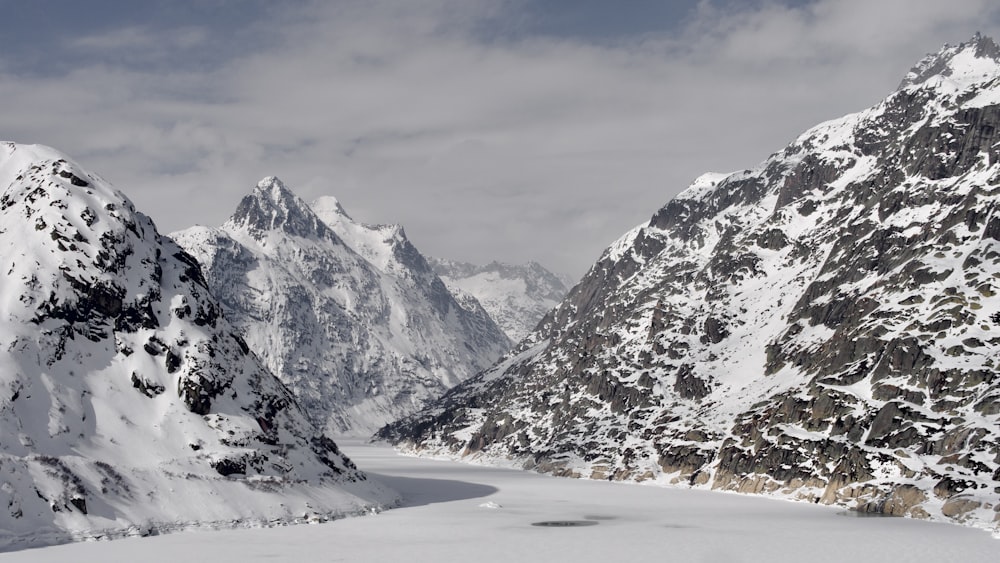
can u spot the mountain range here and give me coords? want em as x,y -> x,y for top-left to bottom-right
379,34 -> 1000,534
171,181 -> 512,436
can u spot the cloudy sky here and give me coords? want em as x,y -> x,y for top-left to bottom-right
3,0 -> 1000,278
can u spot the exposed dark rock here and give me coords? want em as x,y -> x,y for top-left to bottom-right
702,316 -> 728,344
673,365 -> 711,401
165,350 -> 182,374
131,372 -> 165,398
210,457 -> 246,477
178,375 -> 223,415
69,497 -> 88,514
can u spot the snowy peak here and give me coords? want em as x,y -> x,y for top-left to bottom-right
0,143 -> 122,226
227,176 -> 336,241
312,195 -> 353,221
312,196 -> 424,274
0,143 -> 162,331
900,33 -> 1000,90
428,258 -> 571,342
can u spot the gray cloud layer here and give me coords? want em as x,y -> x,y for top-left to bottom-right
3,0 -> 999,277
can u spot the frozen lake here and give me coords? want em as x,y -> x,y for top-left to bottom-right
6,442 -> 997,562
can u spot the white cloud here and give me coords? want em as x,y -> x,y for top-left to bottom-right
71,26 -> 208,52
2,0 -> 999,277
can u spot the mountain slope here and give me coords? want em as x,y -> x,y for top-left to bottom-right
427,258 -> 571,343
380,35 -> 1000,534
172,184 -> 510,436
0,143 -> 394,551
310,196 -> 513,355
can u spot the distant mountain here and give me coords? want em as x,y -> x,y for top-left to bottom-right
171,182 -> 510,436
380,35 -> 1000,533
428,258 -> 572,342
0,143 -> 393,550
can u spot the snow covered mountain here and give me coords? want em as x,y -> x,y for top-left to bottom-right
380,35 -> 1000,534
171,183 -> 510,437
427,258 -> 572,342
0,143 -> 394,551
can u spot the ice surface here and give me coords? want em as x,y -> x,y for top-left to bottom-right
5,444 -> 996,562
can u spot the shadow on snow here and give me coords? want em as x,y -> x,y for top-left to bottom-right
366,472 -> 499,508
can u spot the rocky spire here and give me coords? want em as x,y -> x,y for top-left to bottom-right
227,176 -> 337,241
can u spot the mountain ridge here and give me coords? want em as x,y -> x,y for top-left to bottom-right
428,257 -> 571,342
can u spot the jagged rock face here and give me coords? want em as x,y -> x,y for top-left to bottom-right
380,35 -> 1000,533
172,184 -> 510,436
427,258 -> 572,343
0,144 -> 391,549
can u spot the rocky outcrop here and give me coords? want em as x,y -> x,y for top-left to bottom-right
379,35 -> 1000,534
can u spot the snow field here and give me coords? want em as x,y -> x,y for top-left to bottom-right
4,443 -> 996,562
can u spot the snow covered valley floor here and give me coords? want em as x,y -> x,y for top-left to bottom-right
5,442 -> 997,562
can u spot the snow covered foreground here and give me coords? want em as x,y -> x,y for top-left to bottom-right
6,443 -> 996,562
